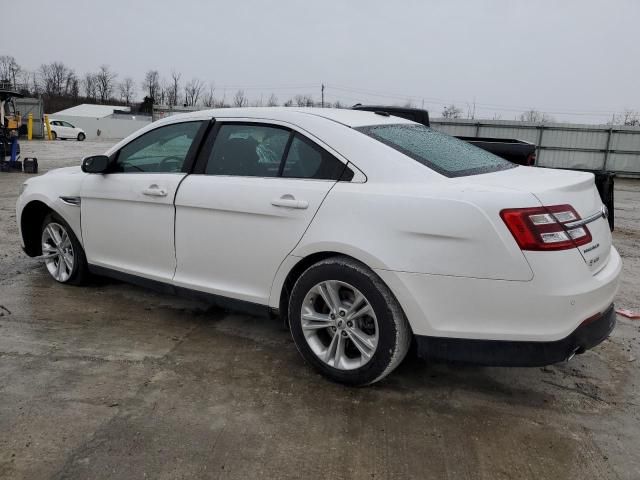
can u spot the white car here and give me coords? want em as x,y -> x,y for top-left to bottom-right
17,108 -> 621,385
47,118 -> 86,141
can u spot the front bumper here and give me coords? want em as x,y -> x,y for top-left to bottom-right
415,303 -> 616,366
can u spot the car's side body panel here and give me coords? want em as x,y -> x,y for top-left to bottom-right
16,166 -> 84,250
80,172 -> 186,283
290,181 -> 536,280
173,175 -> 335,304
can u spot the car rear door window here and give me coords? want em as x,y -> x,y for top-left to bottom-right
356,123 -> 516,177
206,124 -> 290,177
282,134 -> 346,180
114,121 -> 202,173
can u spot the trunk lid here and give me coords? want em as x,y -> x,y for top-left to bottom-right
459,166 -> 612,273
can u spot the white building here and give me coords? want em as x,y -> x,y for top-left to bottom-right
51,104 -> 151,140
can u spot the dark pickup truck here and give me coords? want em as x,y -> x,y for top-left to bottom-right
352,105 -> 615,230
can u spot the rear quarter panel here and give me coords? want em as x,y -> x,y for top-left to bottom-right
291,181 -> 537,281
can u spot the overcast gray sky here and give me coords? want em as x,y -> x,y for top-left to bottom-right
2,0 -> 638,123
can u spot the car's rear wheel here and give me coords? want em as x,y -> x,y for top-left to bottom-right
51,131 -> 57,140
77,132 -> 85,141
41,213 -> 88,285
288,256 -> 411,386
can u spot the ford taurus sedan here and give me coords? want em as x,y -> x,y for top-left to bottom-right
16,108 -> 622,385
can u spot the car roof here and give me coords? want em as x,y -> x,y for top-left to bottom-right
158,107 -> 416,128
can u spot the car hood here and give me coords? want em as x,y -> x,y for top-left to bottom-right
43,166 -> 83,176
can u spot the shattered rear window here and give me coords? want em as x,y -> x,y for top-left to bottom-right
356,124 -> 516,177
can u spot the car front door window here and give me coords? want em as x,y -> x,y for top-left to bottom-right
114,121 -> 202,173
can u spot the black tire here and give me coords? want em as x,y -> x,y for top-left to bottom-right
41,212 -> 89,285
77,132 -> 86,141
288,256 -> 411,386
51,131 -> 57,140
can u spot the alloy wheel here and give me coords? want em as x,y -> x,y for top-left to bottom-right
41,222 -> 74,282
300,280 -> 379,370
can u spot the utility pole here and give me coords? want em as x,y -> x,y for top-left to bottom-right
321,83 -> 325,108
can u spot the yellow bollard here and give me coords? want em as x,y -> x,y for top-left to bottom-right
44,114 -> 52,140
27,113 -> 33,140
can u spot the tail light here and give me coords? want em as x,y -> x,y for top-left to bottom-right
500,204 -> 592,251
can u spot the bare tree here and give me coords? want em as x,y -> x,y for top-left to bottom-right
441,104 -> 463,118
169,70 -> 181,106
82,73 -> 97,101
16,69 -> 32,94
466,99 -> 476,119
519,109 -> 554,123
233,89 -> 248,107
250,95 -> 264,107
202,83 -> 216,107
64,70 -> 78,97
158,77 -> 170,106
266,93 -> 278,107
119,77 -> 136,105
333,100 -> 343,108
608,109 -> 640,126
184,78 -> 204,106
403,100 -> 415,108
294,94 -> 314,107
0,55 -> 21,90
69,76 -> 79,99
39,62 -> 72,96
95,65 -> 117,103
283,98 -> 294,107
142,70 -> 160,102
30,71 -> 40,95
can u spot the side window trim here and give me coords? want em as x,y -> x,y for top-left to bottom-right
183,119 -> 215,173
192,121 -> 221,174
277,132 -> 295,177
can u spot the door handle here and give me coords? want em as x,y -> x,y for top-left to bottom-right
142,185 -> 168,197
271,194 -> 309,209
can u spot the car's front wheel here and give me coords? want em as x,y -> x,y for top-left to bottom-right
41,213 -> 88,285
288,256 -> 411,386
51,131 -> 57,140
77,132 -> 85,141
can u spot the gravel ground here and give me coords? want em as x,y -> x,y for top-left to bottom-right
0,139 -> 639,480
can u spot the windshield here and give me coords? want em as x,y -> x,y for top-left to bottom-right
356,124 -> 516,177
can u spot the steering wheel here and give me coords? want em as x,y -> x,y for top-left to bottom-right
159,156 -> 182,172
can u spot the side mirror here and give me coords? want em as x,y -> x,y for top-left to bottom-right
81,155 -> 110,174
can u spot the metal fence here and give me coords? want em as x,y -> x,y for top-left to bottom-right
430,118 -> 640,175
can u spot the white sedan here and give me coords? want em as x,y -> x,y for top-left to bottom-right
17,108 -> 621,385
47,118 -> 86,141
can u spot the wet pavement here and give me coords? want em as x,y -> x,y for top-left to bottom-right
1,139 -> 639,479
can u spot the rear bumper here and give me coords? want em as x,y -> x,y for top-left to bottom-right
415,303 -> 616,366
376,246 -> 622,341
